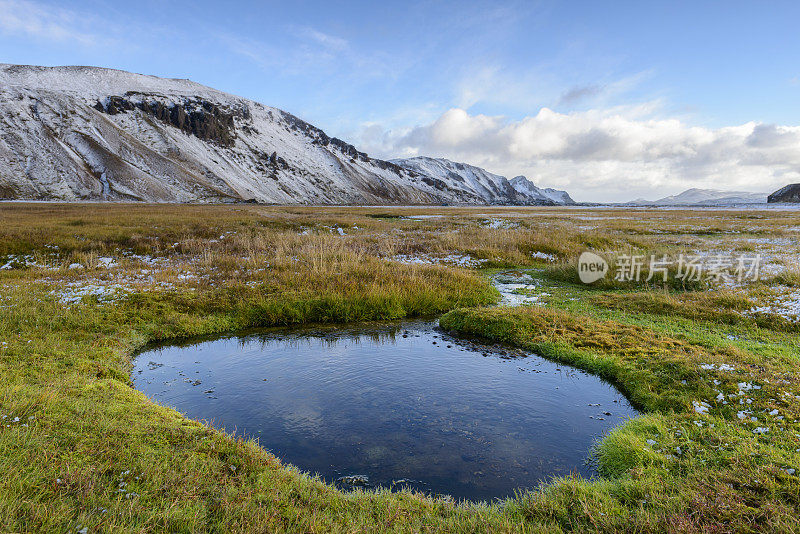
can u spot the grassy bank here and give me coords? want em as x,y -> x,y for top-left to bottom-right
440,294 -> 800,531
2,203 -> 800,532
1,267 -> 502,533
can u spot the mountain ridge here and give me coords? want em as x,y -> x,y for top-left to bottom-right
0,63 -> 573,206
622,188 -> 767,206
389,156 -> 573,206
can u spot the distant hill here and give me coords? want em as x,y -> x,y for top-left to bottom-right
768,183 -> 800,203
624,188 -> 767,206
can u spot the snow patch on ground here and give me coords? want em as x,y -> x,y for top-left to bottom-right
482,218 -> 520,230
52,282 -> 131,305
393,254 -> 486,268
749,288 -> 800,322
530,251 -> 557,262
491,271 -> 550,306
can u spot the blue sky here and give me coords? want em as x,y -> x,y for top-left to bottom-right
2,0 -> 800,200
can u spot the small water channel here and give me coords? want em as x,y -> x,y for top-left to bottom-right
133,320 -> 638,501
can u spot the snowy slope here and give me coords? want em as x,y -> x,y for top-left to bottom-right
509,175 -> 575,205
390,157 -> 573,205
0,64 -> 579,205
0,64 -> 449,204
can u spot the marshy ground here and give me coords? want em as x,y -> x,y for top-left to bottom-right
1,203 -> 800,532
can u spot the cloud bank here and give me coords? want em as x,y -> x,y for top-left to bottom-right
361,106 -> 800,202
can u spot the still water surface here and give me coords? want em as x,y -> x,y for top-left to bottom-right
133,321 -> 637,501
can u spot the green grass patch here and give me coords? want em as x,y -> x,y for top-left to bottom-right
3,204 -> 800,532
440,304 -> 800,532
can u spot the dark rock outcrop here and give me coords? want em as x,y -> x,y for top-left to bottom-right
95,95 -> 241,147
280,110 -> 369,162
768,184 -> 800,203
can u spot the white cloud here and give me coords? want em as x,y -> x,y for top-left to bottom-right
293,26 -> 348,52
360,105 -> 800,202
0,0 -> 111,46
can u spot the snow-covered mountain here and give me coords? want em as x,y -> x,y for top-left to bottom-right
0,64 -> 575,205
0,64 -> 438,203
625,188 -> 767,206
509,175 -> 575,205
390,157 -> 573,205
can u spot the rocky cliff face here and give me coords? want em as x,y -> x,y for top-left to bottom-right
768,184 -> 800,203
0,64 -> 574,205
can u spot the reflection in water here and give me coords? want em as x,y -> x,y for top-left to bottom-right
133,321 -> 638,501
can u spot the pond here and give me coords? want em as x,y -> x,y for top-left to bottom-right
133,320 -> 638,501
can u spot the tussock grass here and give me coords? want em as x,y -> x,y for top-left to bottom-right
592,290 -> 800,333
2,203 -> 800,532
766,263 -> 800,288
